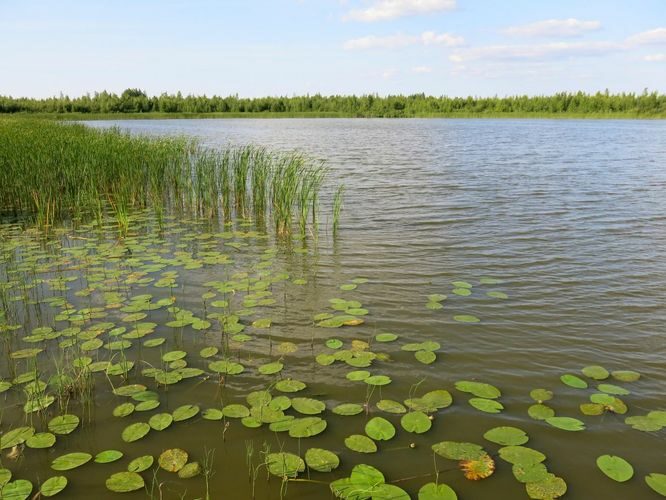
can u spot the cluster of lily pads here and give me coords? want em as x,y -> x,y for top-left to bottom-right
0,213 -> 665,500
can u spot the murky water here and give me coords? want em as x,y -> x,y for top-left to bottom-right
2,118 -> 666,499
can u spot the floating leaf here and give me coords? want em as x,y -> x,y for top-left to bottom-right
122,422 -> 151,442
95,450 -> 123,463
48,415 -> 79,435
377,399 -> 407,414
291,398 -> 326,415
266,452 -> 305,478
345,435 -> 377,453
1,427 -> 34,449
418,482 -> 458,500
149,413 -> 173,431
40,476 -> 67,497
455,381 -> 501,399
305,448 -> 339,472
365,375 -> 391,386
26,432 -> 55,449
525,476 -> 567,499
612,370 -> 640,382
222,404 -> 249,418
432,442 -> 485,461
528,404 -> 555,421
460,453 -> 495,480
375,333 -> 398,343
597,455 -> 634,482
326,338 -> 343,349
582,365 -> 609,380
1,479 -> 32,500
208,360 -> 244,375
202,408 -> 224,421
289,417 -> 327,438
128,455 -> 154,473
275,379 -> 306,393
512,463 -> 550,484
51,452 -> 92,471
159,448 -> 188,472
178,462 -> 202,479
453,315 -> 480,323
546,417 -> 585,431
113,402 -> 135,417
560,374 -> 588,389
199,346 -> 218,358
452,288 -> 471,296
172,404 -> 200,422
646,473 -> 666,496
401,411 -> 432,434
470,398 -> 504,413
365,417 -> 396,441
415,351 -> 436,364
498,446 -> 546,465
597,383 -> 630,396
332,403 -> 364,416
258,362 -> 283,375
105,472 -> 145,493
487,291 -> 508,299
483,427 -> 528,446
346,370 -> 370,381
529,389 -> 553,402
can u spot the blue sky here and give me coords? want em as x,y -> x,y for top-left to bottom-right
1,0 -> 664,98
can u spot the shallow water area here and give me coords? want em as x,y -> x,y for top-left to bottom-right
1,118 -> 666,499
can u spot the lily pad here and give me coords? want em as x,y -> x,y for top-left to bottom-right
149,413 -> 173,431
122,422 -> 151,443
345,434 -> 377,453
470,398 -> 504,413
375,333 -> 398,343
612,370 -> 640,382
48,415 -> 80,435
455,381 -> 501,399
582,365 -> 609,380
26,432 -> 56,449
222,404 -> 250,418
597,455 -> 634,482
453,315 -> 480,323
178,462 -> 202,479
291,398 -> 326,415
128,455 -> 154,473
646,473 -> 666,496
529,389 -> 553,402
275,379 -> 306,393
332,403 -> 364,416
258,362 -> 283,375
40,476 -> 67,497
560,374 -> 588,389
305,448 -> 340,472
51,452 -> 92,471
546,416 -> 585,431
377,399 -> 407,414
432,441 -> 485,461
346,370 -> 370,381
498,446 -> 546,465
365,375 -> 392,386
418,482 -> 458,500
326,338 -> 344,349
512,463 -> 550,484
159,448 -> 188,472
266,452 -> 305,478
401,411 -> 432,434
172,404 -> 200,421
484,426 -> 528,446
1,427 -> 35,449
525,476 -> 567,499
289,417 -> 327,438
95,450 -> 124,463
105,472 -> 145,493
365,417 -> 396,441
1,479 -> 32,500
415,351 -> 437,364
528,404 -> 555,421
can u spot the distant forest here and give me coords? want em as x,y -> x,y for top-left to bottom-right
1,89 -> 665,117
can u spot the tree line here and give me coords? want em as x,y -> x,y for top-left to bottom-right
1,88 -> 664,116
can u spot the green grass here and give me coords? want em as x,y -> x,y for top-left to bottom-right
0,117 -> 331,237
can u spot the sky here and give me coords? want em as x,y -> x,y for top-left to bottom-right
1,0 -> 665,98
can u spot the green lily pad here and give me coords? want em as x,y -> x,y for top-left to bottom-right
512,463 -> 550,484
560,374 -> 588,389
178,462 -> 202,479
453,315 -> 480,323
365,375 -> 391,386
375,333 -> 398,343
202,408 -> 224,420
275,379 -> 306,393
345,434 -> 377,453
331,464 -> 409,500
483,426 -> 528,446
582,365 -> 609,380
128,455 -> 154,473
525,476 -> 567,499
159,448 -> 188,472
452,288 -> 471,296
332,403 -> 364,416
208,360 -> 244,375
528,404 -> 555,420
173,404 -> 200,421
0,469 -> 10,487
199,346 -> 218,358
266,452 -> 305,478
377,399 -> 407,414
289,417 -> 327,438
122,422 -> 151,442
415,351 -> 437,364
1,427 -> 35,449
455,381 -> 501,399
612,370 -> 640,382
470,398 -> 504,413
149,413 -> 173,431
487,291 -> 508,299
418,482 -> 458,500
325,338 -> 343,349
40,476 -> 67,497
498,446 -> 546,465
597,455 -> 634,482
401,411 -> 432,434
222,404 -> 250,418
1,479 -> 32,500
258,362 -> 284,375
529,389 -> 553,402
546,416 -> 585,431
113,402 -> 135,417
48,415 -> 80,435
346,370 -> 371,381
432,441 -> 485,460
597,383 -> 630,395
365,417 -> 396,441
95,450 -> 123,463
26,432 -> 56,449
291,398 -> 326,415
51,452 -> 92,471
106,472 -> 145,493
645,473 -> 666,496
305,448 -> 339,472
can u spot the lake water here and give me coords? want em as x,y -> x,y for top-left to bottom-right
2,118 -> 665,499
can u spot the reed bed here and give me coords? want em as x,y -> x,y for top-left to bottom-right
0,118 -> 331,236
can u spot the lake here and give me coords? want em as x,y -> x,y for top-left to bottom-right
2,118 -> 665,499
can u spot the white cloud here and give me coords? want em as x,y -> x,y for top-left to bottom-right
502,18 -> 601,38
626,27 -> 666,45
450,41 -> 622,63
344,31 -> 463,49
412,65 -> 433,73
345,0 -> 456,22
644,53 -> 666,61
